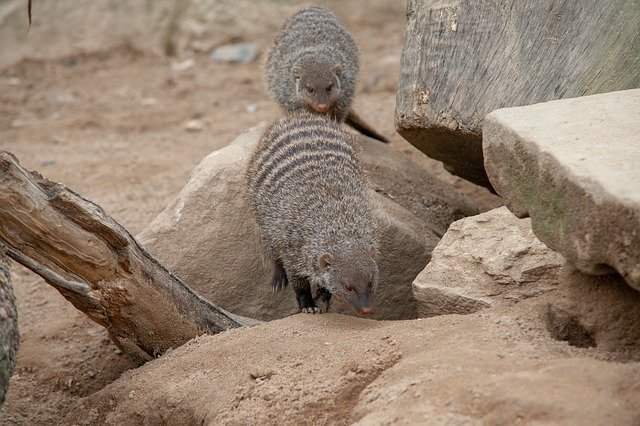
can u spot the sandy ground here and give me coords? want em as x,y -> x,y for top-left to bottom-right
3,1 -> 636,424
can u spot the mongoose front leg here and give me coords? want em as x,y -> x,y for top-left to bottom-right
290,276 -> 323,314
314,287 -> 332,312
270,259 -> 288,292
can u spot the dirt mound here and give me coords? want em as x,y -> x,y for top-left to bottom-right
69,308 -> 640,425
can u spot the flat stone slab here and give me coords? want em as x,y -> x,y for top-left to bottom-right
484,89 -> 640,291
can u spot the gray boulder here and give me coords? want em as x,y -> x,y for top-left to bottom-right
413,207 -> 565,317
0,252 -> 19,407
484,89 -> 640,292
139,126 -> 476,320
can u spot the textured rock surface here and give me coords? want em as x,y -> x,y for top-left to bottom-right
138,126 -> 476,321
71,313 -> 640,425
484,89 -> 640,291
0,252 -> 19,407
413,207 -> 565,317
395,0 -> 640,189
412,206 -> 640,357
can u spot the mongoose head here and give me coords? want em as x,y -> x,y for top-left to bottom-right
316,243 -> 378,316
292,59 -> 342,115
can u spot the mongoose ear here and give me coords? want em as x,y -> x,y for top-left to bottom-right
333,64 -> 342,75
368,245 -> 376,257
292,66 -> 301,78
318,253 -> 334,272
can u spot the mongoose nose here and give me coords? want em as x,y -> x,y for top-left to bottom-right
360,307 -> 374,316
315,104 -> 329,112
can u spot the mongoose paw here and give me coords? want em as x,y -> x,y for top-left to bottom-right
300,306 -> 324,314
270,261 -> 289,292
314,287 -> 332,312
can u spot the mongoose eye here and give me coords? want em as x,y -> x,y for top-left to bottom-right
307,87 -> 315,94
326,84 -> 333,93
345,285 -> 356,294
367,282 -> 373,290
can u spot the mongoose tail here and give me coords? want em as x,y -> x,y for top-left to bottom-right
345,109 -> 389,143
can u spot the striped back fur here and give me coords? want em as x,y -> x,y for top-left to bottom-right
246,113 -> 376,280
265,6 -> 359,121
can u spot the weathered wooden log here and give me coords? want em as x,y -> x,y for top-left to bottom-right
0,151 -> 259,365
0,251 -> 19,407
395,0 -> 640,189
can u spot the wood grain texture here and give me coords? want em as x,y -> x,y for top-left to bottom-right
0,151 -> 259,365
395,0 -> 640,188
0,251 -> 19,407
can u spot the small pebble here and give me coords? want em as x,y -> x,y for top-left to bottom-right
48,91 -> 74,103
184,119 -> 204,132
211,43 -> 259,64
171,58 -> 195,72
140,97 -> 158,106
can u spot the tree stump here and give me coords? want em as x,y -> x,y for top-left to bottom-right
0,251 -> 19,407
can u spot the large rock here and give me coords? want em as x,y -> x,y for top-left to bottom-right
484,89 -> 640,292
413,207 -> 565,317
138,126 -> 476,321
0,252 -> 19,407
413,207 -> 640,356
395,0 -> 640,189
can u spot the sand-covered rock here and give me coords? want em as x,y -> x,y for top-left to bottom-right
484,89 -> 640,291
413,206 -> 640,358
413,207 -> 565,317
0,252 -> 19,407
138,126 -> 475,320
71,312 -> 640,425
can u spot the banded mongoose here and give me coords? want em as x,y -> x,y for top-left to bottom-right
246,113 -> 379,315
265,6 -> 359,123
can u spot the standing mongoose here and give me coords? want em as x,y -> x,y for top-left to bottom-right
246,113 -> 379,315
265,6 -> 359,123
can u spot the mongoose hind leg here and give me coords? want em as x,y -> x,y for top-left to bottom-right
314,287 -> 332,312
290,275 -> 323,314
270,259 -> 288,292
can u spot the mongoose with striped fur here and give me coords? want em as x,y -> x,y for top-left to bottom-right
245,113 -> 378,315
265,5 -> 358,122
